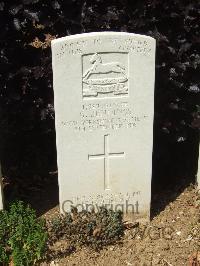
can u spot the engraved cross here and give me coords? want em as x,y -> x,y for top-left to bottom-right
88,134 -> 125,190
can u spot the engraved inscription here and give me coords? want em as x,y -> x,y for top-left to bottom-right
112,38 -> 151,55
71,191 -> 141,206
57,37 -> 151,58
61,101 -> 149,132
55,36 -> 152,59
82,52 -> 128,99
88,134 -> 125,190
57,40 -> 88,58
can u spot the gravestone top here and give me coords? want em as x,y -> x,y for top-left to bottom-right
52,32 -> 156,222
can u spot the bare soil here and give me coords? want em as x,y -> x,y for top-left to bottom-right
39,184 -> 200,266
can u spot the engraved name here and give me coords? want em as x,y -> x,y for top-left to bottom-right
61,102 -> 148,132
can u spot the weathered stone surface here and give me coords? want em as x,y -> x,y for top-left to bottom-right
52,32 -> 156,222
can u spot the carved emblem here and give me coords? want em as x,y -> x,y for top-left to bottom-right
82,53 -> 129,98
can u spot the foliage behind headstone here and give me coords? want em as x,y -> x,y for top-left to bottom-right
0,0 -> 199,184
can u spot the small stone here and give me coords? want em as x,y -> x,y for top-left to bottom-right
162,242 -> 170,250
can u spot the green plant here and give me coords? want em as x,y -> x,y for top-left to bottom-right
0,201 -> 47,266
47,207 -> 124,252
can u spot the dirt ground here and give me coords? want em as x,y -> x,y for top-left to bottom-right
38,183 -> 200,266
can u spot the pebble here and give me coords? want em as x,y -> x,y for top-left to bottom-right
50,261 -> 59,266
162,242 -> 170,250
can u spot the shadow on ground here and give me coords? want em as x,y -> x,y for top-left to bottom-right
3,173 -> 59,217
150,127 -> 199,219
1,126 -> 199,218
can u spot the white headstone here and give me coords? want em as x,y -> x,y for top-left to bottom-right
52,32 -> 156,222
0,164 -> 3,210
